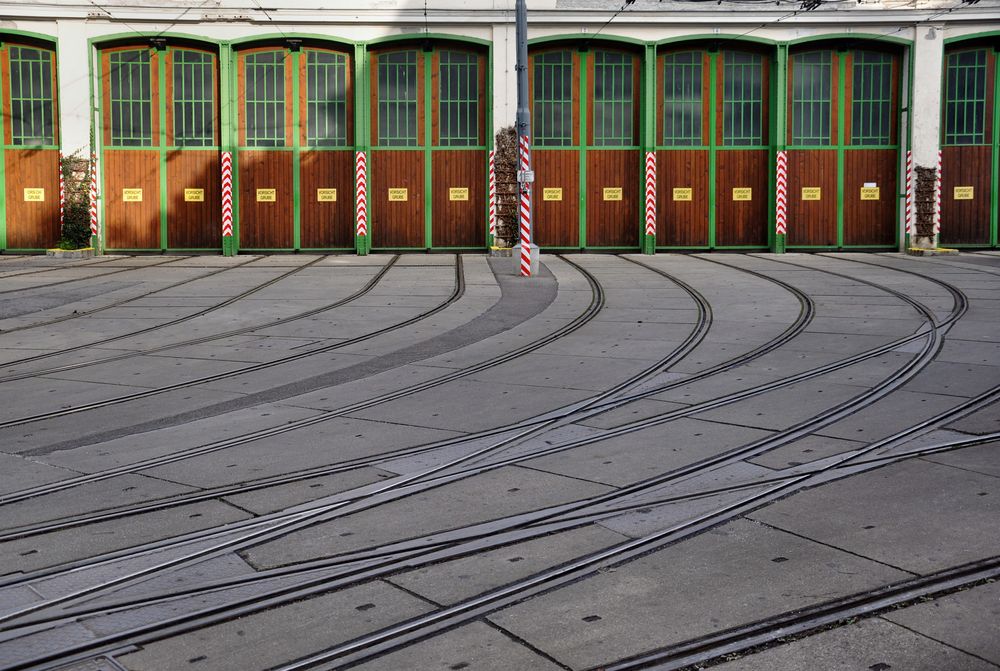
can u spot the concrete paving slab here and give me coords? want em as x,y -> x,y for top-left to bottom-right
522,417 -> 774,488
348,622 -> 565,671
242,465 -> 615,569
921,441 -> 1000,479
0,622 -> 100,670
221,466 -> 398,515
488,519 -> 910,671
882,579 -> 1000,665
935,339 -> 1000,366
0,377 -> 153,425
944,403 -> 1000,435
348,377 -> 593,432
710,616 -> 998,671
196,351 -> 376,395
42,355 -> 247,388
776,331 -> 901,355
0,501 -> 251,574
650,369 -> 789,405
467,353 -> 664,392
814,390 -> 967,442
276,364 -> 451,411
749,434 -> 866,470
390,525 -> 630,605
902,361 -> 1000,398
0,452 -> 78,494
749,459 -> 1000,574
0,473 -> 198,529
577,399 -> 691,430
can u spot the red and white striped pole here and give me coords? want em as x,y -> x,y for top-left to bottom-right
221,152 -> 234,250
933,149 -> 942,241
518,134 -> 532,277
88,154 -> 99,239
644,152 -> 656,242
775,150 -> 788,236
58,152 -> 65,231
355,151 -> 368,251
904,150 -> 914,238
488,149 -> 497,241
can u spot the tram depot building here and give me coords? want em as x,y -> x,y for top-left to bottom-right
0,0 -> 999,257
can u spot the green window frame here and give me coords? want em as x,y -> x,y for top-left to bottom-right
244,50 -> 285,148
592,50 -> 634,146
790,51 -> 833,146
438,50 -> 479,147
943,49 -> 989,146
172,49 -> 214,147
109,49 -> 153,148
8,46 -> 55,146
377,50 -> 419,147
851,50 -> 894,146
533,50 -> 573,147
722,51 -> 763,147
662,51 -> 702,147
307,50 -> 349,147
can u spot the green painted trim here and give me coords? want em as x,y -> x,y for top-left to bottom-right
708,51 -> 718,250
788,244 -> 895,249
292,49 -> 302,251
0,29 -> 57,47
219,41 -> 232,256
788,33 -> 911,48
97,47 -> 108,254
486,42 -> 494,248
529,33 -> 646,48
355,42 -> 369,255
643,44 -> 656,255
229,33 -> 355,49
158,48 -> 168,251
655,34 -> 777,48
424,50 -> 433,249
368,34 -> 490,48
944,30 -> 1000,46
579,50 -> 588,249
836,52 -> 846,249
229,45 -> 241,253
656,245 -> 769,250
772,44 -> 788,253
0,44 -> 6,250
90,32 -> 221,49
1,144 -> 60,151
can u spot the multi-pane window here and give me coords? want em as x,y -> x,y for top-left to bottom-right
852,51 -> 893,146
722,51 -> 763,146
307,50 -> 348,147
244,51 -> 285,147
662,52 -> 702,146
377,51 -> 418,147
593,51 -> 634,146
8,46 -> 55,146
172,50 -> 214,147
790,51 -> 832,146
943,49 -> 988,146
533,50 -> 573,147
439,51 -> 478,146
109,49 -> 153,147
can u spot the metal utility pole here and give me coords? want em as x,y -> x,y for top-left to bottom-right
515,0 -> 535,277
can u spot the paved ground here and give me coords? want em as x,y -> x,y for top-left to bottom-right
0,251 -> 997,671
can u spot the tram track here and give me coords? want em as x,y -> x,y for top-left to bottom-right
0,253 -> 980,671
0,255 -> 129,281
0,255 -> 264,335
0,256 -> 187,295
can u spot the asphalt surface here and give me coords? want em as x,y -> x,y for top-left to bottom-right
0,251 -> 997,671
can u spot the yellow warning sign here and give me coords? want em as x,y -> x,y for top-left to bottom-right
860,187 -> 880,201
672,188 -> 692,202
732,187 -> 752,201
603,187 -> 623,201
317,188 -> 338,202
256,188 -> 276,202
23,188 -> 44,202
122,188 -> 143,202
449,188 -> 469,201
953,186 -> 974,200
801,187 -> 822,201
543,188 -> 563,201
388,188 -> 408,202
184,188 -> 205,202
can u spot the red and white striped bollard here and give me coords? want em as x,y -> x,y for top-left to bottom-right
518,134 -> 532,277
356,151 -> 368,240
644,152 -> 656,239
775,150 -> 788,236
221,152 -> 234,240
488,150 -> 497,241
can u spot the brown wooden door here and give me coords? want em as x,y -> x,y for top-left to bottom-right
237,47 -> 294,249
940,47 -> 996,247
1,43 -> 60,249
101,47 -> 162,250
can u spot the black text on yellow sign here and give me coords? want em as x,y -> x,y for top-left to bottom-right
184,188 -> 205,202
23,188 -> 45,202
543,188 -> 563,201
672,188 -> 692,201
953,186 -> 974,200
732,188 -> 752,201
603,187 -> 623,201
860,187 -> 880,201
256,189 -> 276,202
801,187 -> 821,201
317,188 -> 337,202
123,188 -> 143,202
388,188 -> 408,202
449,188 -> 469,201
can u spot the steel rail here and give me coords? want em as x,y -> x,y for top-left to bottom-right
0,256 -> 187,295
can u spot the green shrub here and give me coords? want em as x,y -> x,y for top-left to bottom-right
57,153 -> 93,250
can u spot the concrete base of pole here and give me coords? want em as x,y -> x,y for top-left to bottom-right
513,243 -> 540,276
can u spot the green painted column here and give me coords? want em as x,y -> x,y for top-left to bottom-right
157,46 -> 169,252
992,46 -> 1000,248
773,44 -> 788,254
424,49 -> 433,250
219,42 -> 235,256
579,49 -> 588,250
292,48 -> 302,252
835,50 -> 846,250
707,49 -> 718,250
0,43 -> 7,251
354,43 -> 370,256
642,43 -> 656,255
